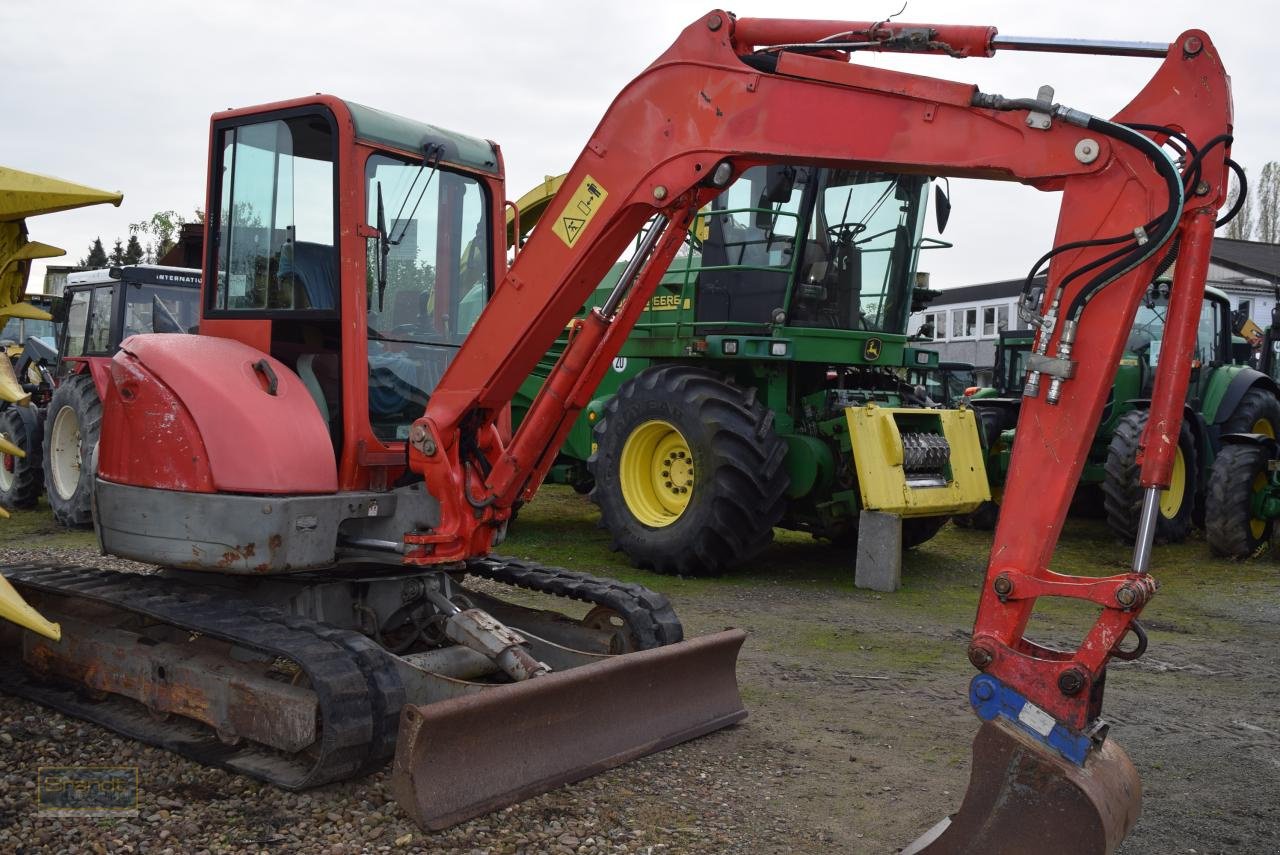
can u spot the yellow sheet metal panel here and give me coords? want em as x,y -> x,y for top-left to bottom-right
847,404 -> 990,516
0,167 -> 123,222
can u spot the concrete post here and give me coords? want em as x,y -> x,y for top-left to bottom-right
855,510 -> 902,592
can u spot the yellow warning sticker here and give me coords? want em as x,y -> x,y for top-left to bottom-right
551,175 -> 608,249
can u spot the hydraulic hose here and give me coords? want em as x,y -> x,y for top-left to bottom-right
1064,115 -> 1184,322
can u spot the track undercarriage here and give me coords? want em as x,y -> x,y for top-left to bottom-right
0,558 -> 746,829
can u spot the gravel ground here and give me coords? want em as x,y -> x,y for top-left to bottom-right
2,507 -> 1278,854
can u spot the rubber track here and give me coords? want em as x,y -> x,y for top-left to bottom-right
465,555 -> 684,648
0,562 -> 403,789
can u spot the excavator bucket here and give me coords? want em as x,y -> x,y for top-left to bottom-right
903,719 -> 1141,855
392,628 -> 747,830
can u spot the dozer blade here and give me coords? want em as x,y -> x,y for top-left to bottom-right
903,718 -> 1141,855
392,628 -> 747,830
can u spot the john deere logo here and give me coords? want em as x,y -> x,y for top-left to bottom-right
863,338 -> 883,361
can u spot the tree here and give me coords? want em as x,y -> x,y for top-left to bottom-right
1255,161 -> 1280,244
1221,166 -> 1255,240
80,237 -> 108,268
129,209 -> 188,263
124,235 -> 145,266
108,238 -> 126,267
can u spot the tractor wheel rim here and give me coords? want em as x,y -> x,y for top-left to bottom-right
0,432 -> 14,492
1253,418 -> 1275,439
49,405 -> 82,502
1158,447 -> 1186,519
1250,470 -> 1269,540
620,419 -> 693,528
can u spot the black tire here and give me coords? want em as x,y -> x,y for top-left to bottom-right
954,500 -> 1000,531
1102,409 -> 1197,543
588,365 -> 789,576
1221,386 -> 1280,437
0,406 -> 44,510
1205,443 -> 1274,558
827,513 -> 948,549
42,372 -> 102,528
903,515 -> 949,548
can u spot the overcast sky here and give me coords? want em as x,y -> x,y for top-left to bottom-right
3,0 -> 1272,292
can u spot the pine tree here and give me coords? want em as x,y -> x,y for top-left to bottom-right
108,238 -> 126,267
124,235 -> 145,266
1256,161 -> 1280,244
1221,167 -> 1255,240
81,238 -> 108,268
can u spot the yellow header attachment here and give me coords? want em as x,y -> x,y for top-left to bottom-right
0,165 -> 124,327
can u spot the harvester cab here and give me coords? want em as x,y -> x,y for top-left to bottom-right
0,12 -> 1240,854
512,162 -> 988,582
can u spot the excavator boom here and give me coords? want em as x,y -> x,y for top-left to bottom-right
398,12 -> 1232,851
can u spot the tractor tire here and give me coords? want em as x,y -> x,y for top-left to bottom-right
1204,443 -> 1274,558
588,365 -> 789,576
43,373 -> 102,528
0,406 -> 44,510
954,500 -> 1000,531
1102,409 -> 1197,544
1221,386 -> 1280,438
828,514 -> 949,548
903,515 -> 949,548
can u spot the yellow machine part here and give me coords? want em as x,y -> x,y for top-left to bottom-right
0,166 -> 123,324
0,356 -> 29,406
846,404 -> 990,516
0,576 -> 60,640
506,174 -> 566,248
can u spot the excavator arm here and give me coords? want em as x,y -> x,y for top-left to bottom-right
405,12 -> 1232,852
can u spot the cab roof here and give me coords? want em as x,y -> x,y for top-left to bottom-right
343,99 -> 500,176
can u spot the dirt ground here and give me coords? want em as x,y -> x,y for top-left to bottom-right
1,488 -> 1277,853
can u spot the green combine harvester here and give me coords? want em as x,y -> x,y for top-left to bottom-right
511,165 -> 989,577
969,280 -> 1279,544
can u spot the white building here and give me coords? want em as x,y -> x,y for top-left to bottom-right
910,237 -> 1280,367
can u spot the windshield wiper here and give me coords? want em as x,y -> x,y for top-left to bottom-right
388,142 -> 445,248
376,181 -> 389,312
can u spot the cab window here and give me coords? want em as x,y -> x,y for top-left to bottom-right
85,286 -> 116,353
210,114 -> 337,312
364,153 -> 490,441
63,290 -> 92,357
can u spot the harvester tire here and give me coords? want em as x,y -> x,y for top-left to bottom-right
1205,443 -> 1274,558
0,406 -> 44,510
589,365 -> 789,576
1102,409 -> 1197,544
832,514 -> 950,548
954,500 -> 1000,531
1221,386 -> 1280,438
43,372 -> 101,528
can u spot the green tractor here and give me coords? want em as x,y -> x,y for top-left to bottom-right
969,281 -> 1278,544
513,165 -> 989,577
1203,295 -> 1280,557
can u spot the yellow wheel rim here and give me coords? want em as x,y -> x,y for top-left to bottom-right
1253,418 -> 1275,438
1158,447 -> 1187,519
1250,470 -> 1269,540
619,420 -> 694,528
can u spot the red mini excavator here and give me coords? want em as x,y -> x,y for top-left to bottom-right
0,11 -> 1235,852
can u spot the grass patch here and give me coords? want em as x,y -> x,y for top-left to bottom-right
0,499 -> 95,549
